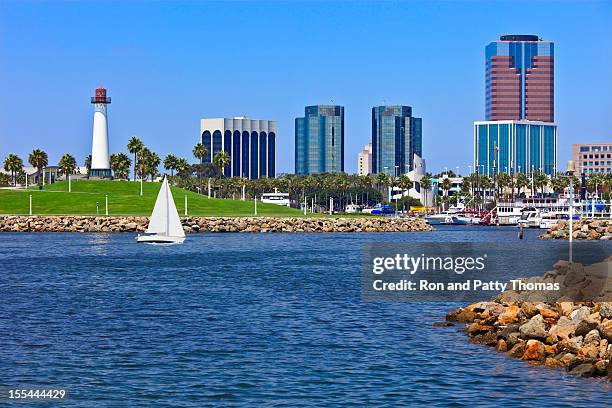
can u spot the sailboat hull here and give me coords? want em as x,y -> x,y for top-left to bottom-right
136,234 -> 185,244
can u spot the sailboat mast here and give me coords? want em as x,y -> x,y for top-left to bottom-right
166,179 -> 170,236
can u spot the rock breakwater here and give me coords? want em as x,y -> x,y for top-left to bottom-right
540,219 -> 612,240
0,215 -> 432,233
446,258 -> 612,380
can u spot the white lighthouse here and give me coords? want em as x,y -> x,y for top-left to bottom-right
89,87 -> 112,178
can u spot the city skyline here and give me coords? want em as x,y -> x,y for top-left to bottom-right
0,1 -> 610,175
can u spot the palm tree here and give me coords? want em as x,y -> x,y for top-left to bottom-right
496,172 -> 511,198
127,136 -> 144,181
28,149 -> 48,186
441,177 -> 452,210
58,153 -> 77,181
586,173 -> 604,196
193,143 -> 207,165
163,154 -> 179,177
534,172 -> 549,195
212,151 -> 230,178
84,154 -> 92,176
515,172 -> 529,195
136,147 -> 151,180
175,158 -> 190,179
0,173 -> 10,187
3,153 -> 23,186
110,152 -> 131,180
148,152 -> 161,181
550,175 -> 568,195
420,175 -> 432,208
375,173 -> 389,202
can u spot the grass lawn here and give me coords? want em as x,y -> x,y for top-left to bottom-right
0,180 -> 306,217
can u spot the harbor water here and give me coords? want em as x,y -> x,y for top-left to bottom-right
1,227 -> 611,406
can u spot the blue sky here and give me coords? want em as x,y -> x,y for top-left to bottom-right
1,0 -> 611,175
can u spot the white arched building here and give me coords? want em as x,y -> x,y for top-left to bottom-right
200,117 -> 277,179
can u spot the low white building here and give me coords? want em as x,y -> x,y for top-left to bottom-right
390,154 -> 432,206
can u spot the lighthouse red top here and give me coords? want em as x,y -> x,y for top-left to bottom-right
91,87 -> 111,104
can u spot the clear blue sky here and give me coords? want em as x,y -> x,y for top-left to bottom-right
1,0 -> 611,175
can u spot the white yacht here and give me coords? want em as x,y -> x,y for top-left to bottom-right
261,188 -> 290,207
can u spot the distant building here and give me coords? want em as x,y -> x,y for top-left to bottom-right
200,117 -> 276,179
474,120 -> 557,176
572,143 -> 612,174
358,143 -> 372,176
371,105 -> 422,176
485,35 -> 554,122
295,105 -> 344,175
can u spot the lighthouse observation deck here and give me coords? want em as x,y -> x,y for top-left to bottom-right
91,87 -> 111,104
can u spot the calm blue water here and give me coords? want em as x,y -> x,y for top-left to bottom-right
1,227 -> 610,407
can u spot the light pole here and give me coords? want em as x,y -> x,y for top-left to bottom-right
394,165 -> 399,215
565,160 -> 576,263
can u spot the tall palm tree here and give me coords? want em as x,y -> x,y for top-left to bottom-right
175,158 -> 190,178
420,175 -> 432,208
163,154 -> 179,177
534,172 -> 549,195
148,152 -> 161,181
193,143 -> 207,165
58,153 -> 77,180
84,154 -> 92,175
212,151 -> 230,178
515,172 -> 529,195
127,136 -> 144,181
441,177 -> 452,210
28,149 -> 48,186
3,153 -> 23,187
375,173 -> 389,202
136,147 -> 151,180
496,172 -> 511,198
110,152 -> 131,180
550,175 -> 568,195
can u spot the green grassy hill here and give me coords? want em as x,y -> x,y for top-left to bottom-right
0,180 -> 305,217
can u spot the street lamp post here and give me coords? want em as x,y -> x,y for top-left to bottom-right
394,165 -> 399,216
565,161 -> 576,263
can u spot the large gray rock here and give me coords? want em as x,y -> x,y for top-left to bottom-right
599,303 -> 612,319
519,314 -> 548,339
570,363 -> 594,377
570,306 -> 591,323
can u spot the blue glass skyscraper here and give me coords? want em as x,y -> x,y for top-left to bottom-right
371,105 -> 422,176
295,105 -> 344,175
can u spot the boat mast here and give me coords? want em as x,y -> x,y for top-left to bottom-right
166,179 -> 170,236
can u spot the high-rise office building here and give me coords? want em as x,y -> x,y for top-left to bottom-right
200,117 -> 276,179
295,105 -> 344,175
474,120 -> 557,176
371,105 -> 422,176
486,35 -> 554,122
358,143 -> 372,176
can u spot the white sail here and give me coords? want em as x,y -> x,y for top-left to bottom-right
145,177 -> 185,238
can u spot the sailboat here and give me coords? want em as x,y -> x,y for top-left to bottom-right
137,176 -> 186,244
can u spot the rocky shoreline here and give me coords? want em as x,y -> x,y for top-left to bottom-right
540,219 -> 612,240
445,258 -> 612,380
0,215 -> 432,233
